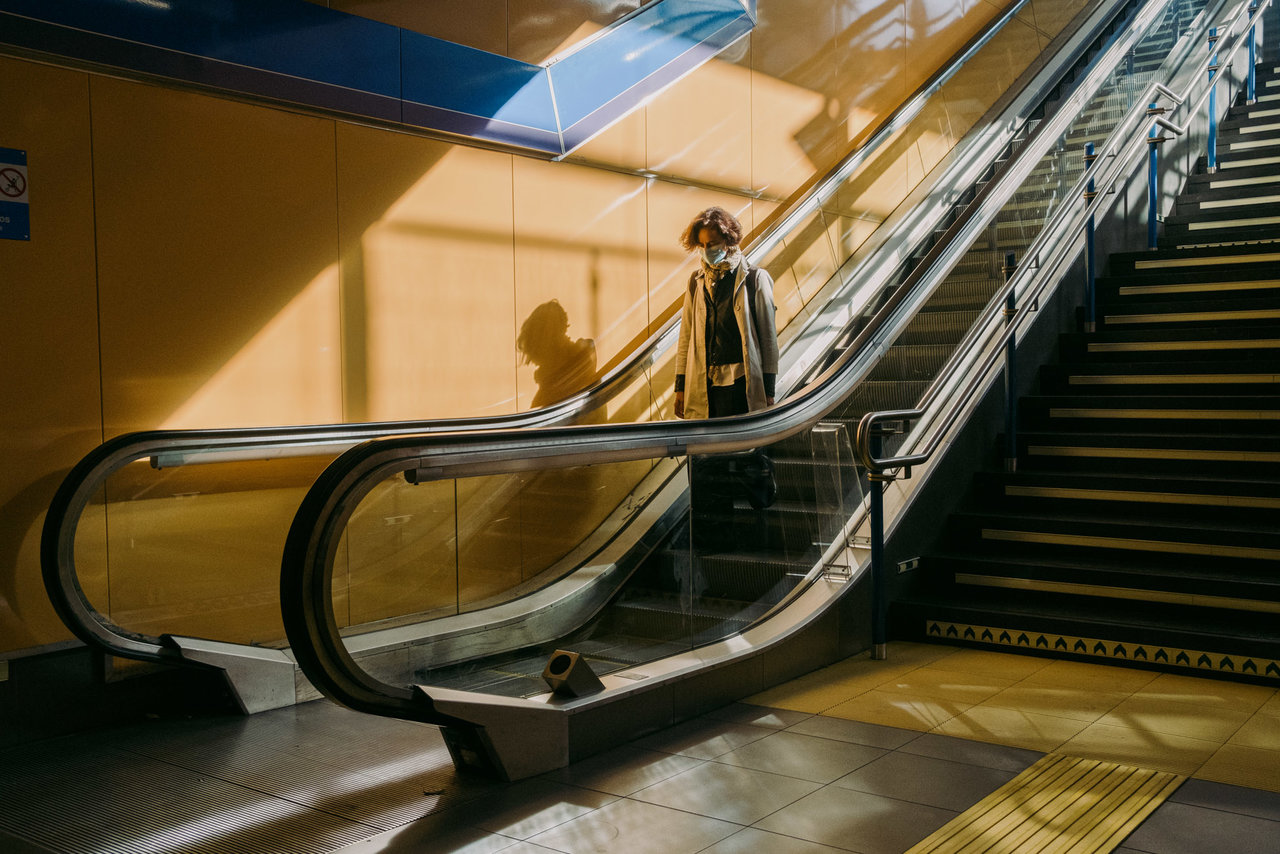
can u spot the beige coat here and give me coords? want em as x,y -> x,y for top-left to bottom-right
675,263 -> 780,419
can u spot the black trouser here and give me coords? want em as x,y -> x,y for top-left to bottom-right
692,377 -> 750,549
707,377 -> 749,418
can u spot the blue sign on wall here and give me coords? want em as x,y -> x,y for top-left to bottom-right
0,147 -> 30,241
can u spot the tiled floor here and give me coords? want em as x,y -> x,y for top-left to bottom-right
748,642 -> 1280,792
3,643 -> 1279,853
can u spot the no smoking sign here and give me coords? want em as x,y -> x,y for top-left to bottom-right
0,147 -> 30,241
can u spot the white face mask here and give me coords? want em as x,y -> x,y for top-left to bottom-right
701,245 -> 727,266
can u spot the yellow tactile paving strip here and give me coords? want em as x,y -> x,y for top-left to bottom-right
906,754 -> 1183,854
745,643 -> 1280,793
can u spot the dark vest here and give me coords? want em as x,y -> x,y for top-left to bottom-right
704,269 -> 742,368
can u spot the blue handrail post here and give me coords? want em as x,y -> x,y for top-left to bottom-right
1084,143 -> 1098,333
868,431 -> 888,661
1002,253 -> 1018,472
1248,2 -> 1258,105
1208,27 -> 1219,173
1148,103 -> 1161,249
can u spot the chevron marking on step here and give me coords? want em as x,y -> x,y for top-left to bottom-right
1198,195 -> 1280,209
1187,215 -> 1280,230
1104,308 -> 1280,323
1049,407 -> 1280,420
1004,484 -> 1280,508
1027,445 -> 1280,462
1067,373 -> 1279,385
978,530 -> 1280,561
1245,108 -> 1280,119
959,570 -> 1280,612
1117,279 -> 1280,295
923,621 -> 1280,681
1088,338 -> 1280,352
905,753 -> 1183,854
1132,251 -> 1280,269
1238,122 -> 1280,134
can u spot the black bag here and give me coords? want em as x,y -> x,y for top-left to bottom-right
727,449 -> 777,510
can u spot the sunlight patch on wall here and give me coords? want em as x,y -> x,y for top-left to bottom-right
161,265 -> 342,429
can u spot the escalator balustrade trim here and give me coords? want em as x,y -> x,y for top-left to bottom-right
926,622 -> 1280,679
906,753 -> 1184,854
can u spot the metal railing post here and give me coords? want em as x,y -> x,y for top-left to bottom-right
1084,143 -> 1098,333
1208,27 -> 1220,172
1002,253 -> 1019,471
1148,103 -> 1161,249
868,430 -> 889,661
1249,2 -> 1258,104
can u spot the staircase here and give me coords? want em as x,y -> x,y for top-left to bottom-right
898,66 -> 1280,685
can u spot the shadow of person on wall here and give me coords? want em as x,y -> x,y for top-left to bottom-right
517,299 -> 600,418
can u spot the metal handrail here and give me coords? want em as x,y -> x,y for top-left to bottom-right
854,0 -> 1267,477
279,0 -> 1178,722
38,0 -> 1041,665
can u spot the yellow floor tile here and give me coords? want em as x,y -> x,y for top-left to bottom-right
745,680 -> 866,715
1131,673 -> 1276,715
1227,712 -> 1280,751
822,690 -> 971,731
745,657 -> 920,712
931,704 -> 1089,752
876,666 -> 1018,705
927,648 -> 1054,680
980,683 -> 1131,723
1057,723 -> 1220,776
1095,695 -> 1252,744
1017,659 -> 1161,693
1257,692 -> 1280,718
879,642 -> 961,667
1195,743 -> 1280,793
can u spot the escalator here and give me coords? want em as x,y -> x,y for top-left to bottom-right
38,0 -> 1233,781
273,0 -> 1231,781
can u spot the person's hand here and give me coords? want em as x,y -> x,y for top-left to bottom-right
766,396 -> 775,407
674,391 -> 685,418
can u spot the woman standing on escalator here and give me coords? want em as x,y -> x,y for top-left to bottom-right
673,206 -> 779,420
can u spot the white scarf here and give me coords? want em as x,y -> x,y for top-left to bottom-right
700,245 -> 746,284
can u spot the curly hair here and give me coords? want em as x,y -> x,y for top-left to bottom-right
679,206 -> 743,251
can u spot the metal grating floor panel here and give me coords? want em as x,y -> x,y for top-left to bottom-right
0,701 -> 499,854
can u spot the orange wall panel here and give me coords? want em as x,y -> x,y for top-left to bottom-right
91,78 -> 343,435
0,58 -> 101,651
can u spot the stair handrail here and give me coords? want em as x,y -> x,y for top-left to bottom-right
39,0 -> 1042,666
851,0 -> 1266,659
854,0 -> 1268,478
278,0 -> 1190,723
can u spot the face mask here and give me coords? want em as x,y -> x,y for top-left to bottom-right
701,245 -> 727,266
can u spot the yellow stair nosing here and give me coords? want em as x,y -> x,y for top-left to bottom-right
978,528 -> 1280,561
1026,444 -> 1280,462
957,572 -> 1280,614
1048,407 -> 1280,420
1067,374 -> 1277,385
1087,339 -> 1280,352
1004,484 -> 1280,509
